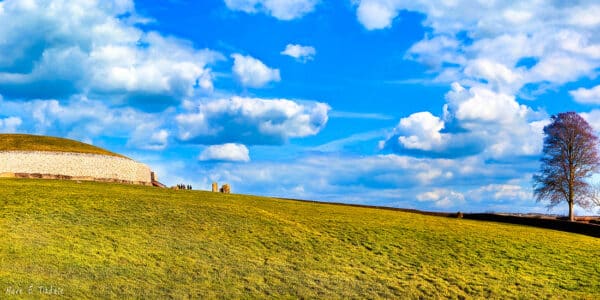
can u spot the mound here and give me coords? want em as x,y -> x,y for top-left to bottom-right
0,134 -> 153,185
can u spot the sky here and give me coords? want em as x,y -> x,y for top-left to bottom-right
1,0 -> 600,214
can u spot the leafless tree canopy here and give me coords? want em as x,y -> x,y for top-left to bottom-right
533,112 -> 600,221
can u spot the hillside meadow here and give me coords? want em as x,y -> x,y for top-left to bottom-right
0,179 -> 598,298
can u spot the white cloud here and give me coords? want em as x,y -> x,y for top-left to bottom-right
281,44 -> 316,62
396,112 -> 445,151
416,189 -> 465,209
384,83 -> 546,159
178,152 -> 549,212
554,30 -> 600,60
88,33 -> 221,103
527,53 -> 595,86
0,116 -> 22,133
468,184 -> 530,202
570,85 -> 600,105
231,54 -> 281,88
567,4 -> 600,27
405,35 -> 464,69
199,143 -> 250,162
0,96 -> 170,150
368,1 -> 600,161
463,59 -> 524,93
176,96 -> 330,145
204,154 -> 452,196
128,124 -> 169,151
448,84 -> 546,159
0,0 -> 222,110
151,130 -> 169,148
352,3 -> 598,217
502,9 -> 532,24
355,0 -> 398,30
580,110 -> 600,133
224,0 -> 319,20
445,83 -> 530,126
359,1 -> 600,93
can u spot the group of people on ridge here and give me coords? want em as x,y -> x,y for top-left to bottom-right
176,184 -> 192,190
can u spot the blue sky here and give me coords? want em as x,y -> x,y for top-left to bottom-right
1,0 -> 600,214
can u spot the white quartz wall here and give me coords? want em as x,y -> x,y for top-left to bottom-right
0,151 -> 151,183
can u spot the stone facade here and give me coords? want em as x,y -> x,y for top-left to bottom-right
0,151 -> 152,184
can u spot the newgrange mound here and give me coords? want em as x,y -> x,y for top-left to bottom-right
0,134 -> 154,185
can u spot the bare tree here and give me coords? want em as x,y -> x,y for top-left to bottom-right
533,112 -> 600,221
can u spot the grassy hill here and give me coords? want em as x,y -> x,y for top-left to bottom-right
0,134 -> 125,158
0,179 -> 598,298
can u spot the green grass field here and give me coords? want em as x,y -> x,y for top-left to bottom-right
0,179 -> 598,298
0,134 -> 124,158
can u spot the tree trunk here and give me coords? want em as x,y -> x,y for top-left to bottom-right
569,199 -> 575,222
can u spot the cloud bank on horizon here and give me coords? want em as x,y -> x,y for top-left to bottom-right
0,0 -> 599,214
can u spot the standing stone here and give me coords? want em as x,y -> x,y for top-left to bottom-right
221,184 -> 231,194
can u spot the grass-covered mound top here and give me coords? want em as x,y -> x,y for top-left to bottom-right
0,134 -> 125,158
1,179 -> 598,298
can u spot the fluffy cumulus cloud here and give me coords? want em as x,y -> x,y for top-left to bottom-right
394,111 -> 445,151
199,143 -> 250,162
231,54 -> 281,88
0,96 -> 171,150
368,1 -> 600,160
0,0 -> 333,158
355,0 -> 398,30
444,83 -> 530,126
383,83 -> 546,159
176,96 -> 330,145
0,0 -> 222,110
224,0 -> 319,20
281,44 -> 316,62
570,85 -> 600,105
355,1 -> 600,92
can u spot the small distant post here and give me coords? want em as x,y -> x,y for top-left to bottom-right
212,182 -> 219,192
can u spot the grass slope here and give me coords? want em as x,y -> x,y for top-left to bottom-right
0,179 -> 599,298
0,134 -> 124,158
